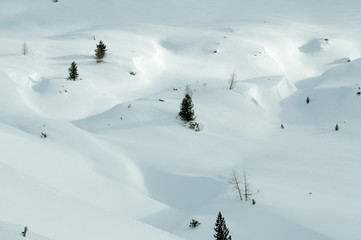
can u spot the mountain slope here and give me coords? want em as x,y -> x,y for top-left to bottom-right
1,0 -> 361,239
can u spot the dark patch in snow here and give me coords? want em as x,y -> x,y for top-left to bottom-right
299,38 -> 329,53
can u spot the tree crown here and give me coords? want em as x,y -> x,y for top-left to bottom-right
67,61 -> 79,80
179,93 -> 195,122
213,212 -> 232,240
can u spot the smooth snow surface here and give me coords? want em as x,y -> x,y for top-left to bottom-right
1,0 -> 361,240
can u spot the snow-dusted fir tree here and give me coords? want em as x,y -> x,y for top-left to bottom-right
67,61 -> 79,81
179,86 -> 195,122
95,40 -> 107,62
213,212 -> 232,240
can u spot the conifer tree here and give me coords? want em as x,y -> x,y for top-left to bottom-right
95,40 -> 107,62
67,61 -> 79,81
179,93 -> 195,122
213,212 -> 232,240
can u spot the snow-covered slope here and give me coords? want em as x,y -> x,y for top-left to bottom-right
1,0 -> 361,240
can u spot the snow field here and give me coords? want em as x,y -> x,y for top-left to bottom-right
1,0 -> 361,240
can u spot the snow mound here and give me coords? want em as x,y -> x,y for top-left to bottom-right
281,58 -> 361,124
237,75 -> 297,113
244,75 -> 297,101
73,96 -> 179,132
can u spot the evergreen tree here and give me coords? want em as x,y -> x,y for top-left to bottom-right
95,40 -> 107,62
213,212 -> 232,240
22,42 -> 28,55
179,93 -> 195,122
67,61 -> 79,81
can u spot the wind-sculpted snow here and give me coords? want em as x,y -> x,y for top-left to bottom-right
281,59 -> 361,125
1,0 -> 361,240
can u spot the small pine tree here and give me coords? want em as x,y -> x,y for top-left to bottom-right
67,61 -> 79,81
335,124 -> 339,131
213,212 -> 232,240
179,93 -> 195,122
22,42 -> 28,55
95,40 -> 107,62
306,97 -> 310,104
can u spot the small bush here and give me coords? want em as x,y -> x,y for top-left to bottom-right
189,219 -> 201,228
188,121 -> 200,131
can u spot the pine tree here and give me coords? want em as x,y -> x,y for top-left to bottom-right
95,40 -> 107,62
179,93 -> 195,122
67,61 -> 79,81
213,212 -> 232,240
